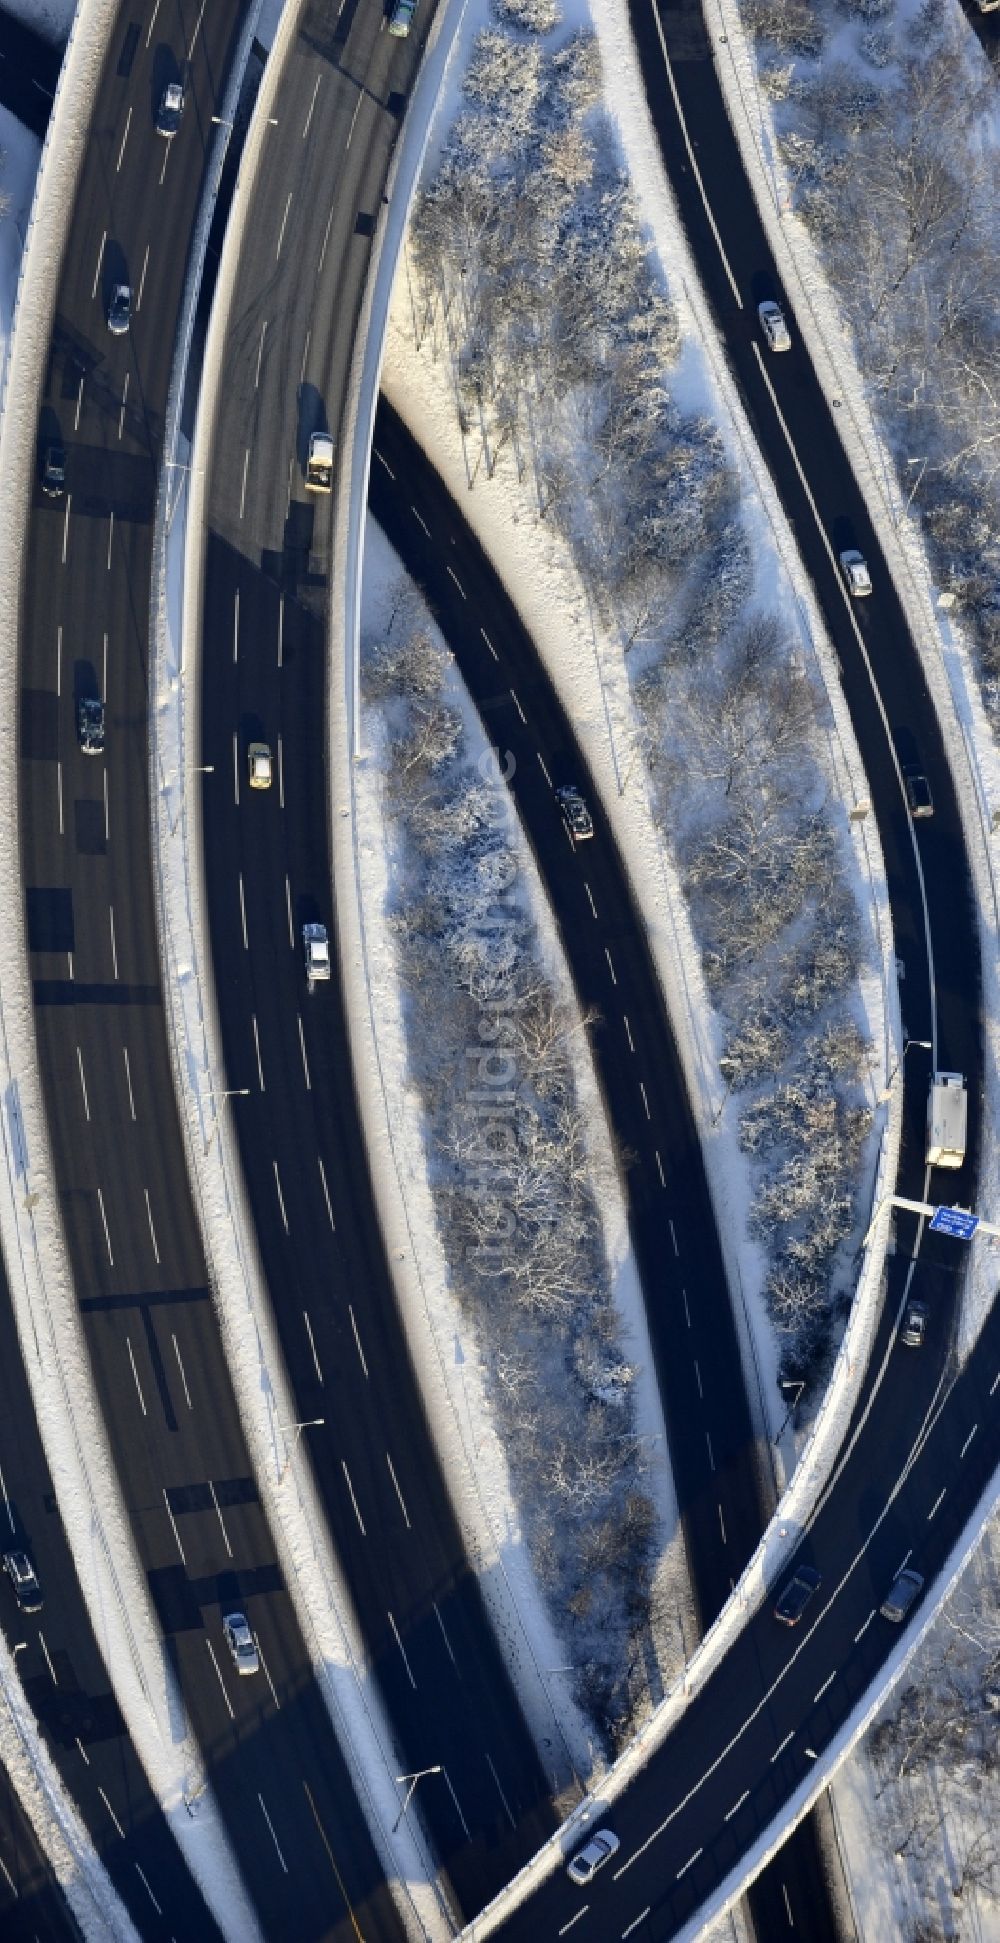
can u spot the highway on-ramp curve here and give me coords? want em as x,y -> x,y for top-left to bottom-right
196,0 -> 561,1920
17,3 -> 400,1936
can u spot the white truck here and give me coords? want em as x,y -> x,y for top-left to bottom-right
305,431 -> 334,493
303,922 -> 331,991
926,1071 -> 967,1170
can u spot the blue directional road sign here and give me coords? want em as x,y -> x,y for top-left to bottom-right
929,1206 -> 979,1241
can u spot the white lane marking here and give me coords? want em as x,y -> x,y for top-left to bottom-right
297,1014 -> 311,1089
61,495 -> 71,565
854,1611 -> 875,1642
136,244 -> 150,313
537,752 -> 552,788
303,73 -> 321,137
0,1855 -> 14,1894
144,1190 -> 160,1264
259,1645 -> 280,1711
639,1081 -> 651,1121
273,1161 -> 289,1231
705,1430 -> 715,1472
133,1865 -> 162,1914
676,1849 -> 702,1880
345,95 -> 362,148
239,449 -> 249,522
927,1487 -> 946,1521
56,762 -> 64,836
103,768 -> 109,843
814,1672 -> 836,1704
107,510 -> 114,569
158,142 -> 170,188
718,1503 -> 727,1545
255,320 -> 267,389
278,733 -> 285,808
299,330 -> 311,386
557,1911 -> 589,1937
38,1631 -> 58,1685
56,624 -> 62,695
208,1480 -> 233,1558
116,103 -> 132,173
960,1424 -> 978,1460
74,376 -> 84,430
693,1359 -> 703,1398
252,1014 -> 265,1091
623,1015 -> 635,1054
511,690 -> 527,725
447,566 -> 466,599
648,6 -> 741,301
97,1187 -> 114,1265
109,904 -> 119,980
91,231 -> 106,299
162,1488 -> 187,1565
480,627 -> 498,660
126,1338 -> 146,1415
990,1368 -> 1000,1396
724,1790 -> 749,1822
205,1639 -> 234,1718
239,874 -> 248,949
285,876 -> 294,947
187,0 -> 207,57
374,447 -> 396,479
275,192 -> 293,259
623,1912 -> 651,1941
656,1149 -> 666,1187
669,1219 -> 679,1256
145,0 -> 161,43
118,370 -> 129,440
605,947 -> 617,985
172,1335 -> 192,1410
782,1884 -> 793,1925
486,1751 -> 515,1829
303,1310 -> 323,1384
585,882 -> 598,919
388,1610 -> 417,1689
386,1451 -> 411,1528
771,1730 -> 794,1763
412,505 -> 431,537
259,1794 -> 289,1872
75,1737 -> 90,1764
68,952 -> 74,981
98,1787 -> 125,1839
123,1046 -> 136,1120
318,204 -> 335,275
681,1287 -> 691,1327
318,1155 -> 335,1230
277,598 -> 284,667
233,589 -> 240,663
348,1304 -> 368,1378
342,1462 -> 366,1536
433,1600 -> 457,1667
0,1463 -> 13,1534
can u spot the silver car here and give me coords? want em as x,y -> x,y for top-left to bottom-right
223,1611 -> 259,1675
566,1829 -> 620,1885
758,299 -> 791,352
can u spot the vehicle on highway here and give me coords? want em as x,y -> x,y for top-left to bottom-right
248,741 -> 272,789
758,299 -> 791,352
926,1070 -> 967,1170
388,0 -> 417,33
900,1299 -> 928,1349
303,921 -> 331,990
556,785 -> 594,842
566,1829 -> 620,1885
3,1550 -> 43,1613
223,1611 -> 259,1675
41,441 -> 66,498
839,548 -> 872,597
305,431 -> 335,493
904,772 -> 933,818
77,697 -> 105,755
880,1567 -> 924,1623
107,282 -> 132,336
774,1564 -> 821,1626
156,81 -> 184,137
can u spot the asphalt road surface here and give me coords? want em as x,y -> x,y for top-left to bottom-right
0,1757 -> 83,1943
17,3 -> 400,1936
197,0 -> 560,1920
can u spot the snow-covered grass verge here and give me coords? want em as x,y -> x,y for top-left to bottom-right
0,1639 -> 138,1943
358,523 -> 692,1754
835,1509 -> 1000,1943
716,0 -> 1000,1357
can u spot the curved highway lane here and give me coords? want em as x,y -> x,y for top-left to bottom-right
18,4 -> 399,1936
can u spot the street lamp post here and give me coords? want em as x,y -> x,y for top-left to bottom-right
392,1766 -> 441,1834
277,1417 -> 325,1481
203,1084 -> 249,1153
878,1036 -> 932,1103
775,1379 -> 805,1443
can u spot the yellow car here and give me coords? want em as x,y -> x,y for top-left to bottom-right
248,741 -> 272,790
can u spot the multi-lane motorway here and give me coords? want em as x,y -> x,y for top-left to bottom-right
17,3 -> 403,1936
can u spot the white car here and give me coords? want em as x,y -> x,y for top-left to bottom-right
758,299 -> 791,352
555,786 -> 594,843
839,548 -> 872,597
303,921 -> 331,988
156,81 -> 184,137
248,741 -> 272,790
566,1829 -> 620,1886
223,1611 -> 259,1676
